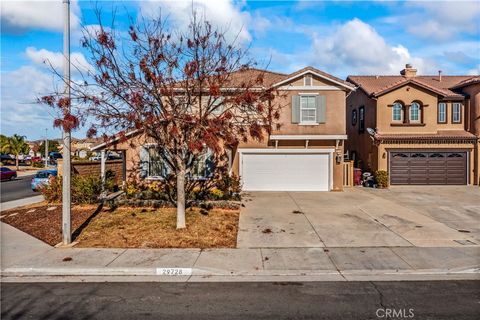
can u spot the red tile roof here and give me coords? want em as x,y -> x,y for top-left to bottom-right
375,130 -> 477,141
347,75 -> 476,98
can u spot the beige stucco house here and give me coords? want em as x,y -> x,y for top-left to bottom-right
346,64 -> 479,185
92,67 -> 355,191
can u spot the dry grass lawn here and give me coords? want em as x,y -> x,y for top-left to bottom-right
75,207 -> 239,248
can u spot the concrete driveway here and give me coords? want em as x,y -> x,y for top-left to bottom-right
237,187 -> 480,248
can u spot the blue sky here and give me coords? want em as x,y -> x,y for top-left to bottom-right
1,0 -> 479,140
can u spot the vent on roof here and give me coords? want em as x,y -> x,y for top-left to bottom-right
438,70 -> 442,82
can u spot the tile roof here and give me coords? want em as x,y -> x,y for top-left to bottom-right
225,66 -> 354,90
347,75 -> 476,98
375,130 -> 477,141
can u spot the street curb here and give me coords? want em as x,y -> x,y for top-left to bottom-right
2,267 -> 479,282
0,195 -> 44,211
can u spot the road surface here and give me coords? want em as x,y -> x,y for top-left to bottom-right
0,174 -> 38,203
1,281 -> 479,319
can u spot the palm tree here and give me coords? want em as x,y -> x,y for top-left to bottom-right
2,134 -> 29,170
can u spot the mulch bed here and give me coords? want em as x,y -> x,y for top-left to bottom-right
0,203 -> 99,246
1,203 -> 240,248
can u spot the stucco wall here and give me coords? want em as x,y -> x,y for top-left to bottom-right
376,84 -> 465,134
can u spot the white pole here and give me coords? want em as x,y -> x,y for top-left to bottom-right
62,0 -> 71,244
100,149 -> 106,191
44,128 -> 48,167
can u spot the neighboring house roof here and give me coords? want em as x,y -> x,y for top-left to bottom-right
218,66 -> 354,91
90,129 -> 141,151
347,75 -> 474,99
449,76 -> 480,90
272,66 -> 355,91
374,130 -> 477,142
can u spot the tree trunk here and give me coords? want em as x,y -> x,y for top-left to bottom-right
176,163 -> 186,229
15,155 -> 19,171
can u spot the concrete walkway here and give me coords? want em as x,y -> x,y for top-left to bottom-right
238,188 -> 479,248
0,195 -> 44,211
1,221 -> 479,282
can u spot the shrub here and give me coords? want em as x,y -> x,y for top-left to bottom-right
216,174 -> 242,200
375,170 -> 389,188
40,173 -> 115,204
31,162 -> 45,168
209,188 -> 224,200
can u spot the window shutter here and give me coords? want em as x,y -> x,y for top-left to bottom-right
316,95 -> 326,123
291,95 -> 300,123
139,146 -> 149,178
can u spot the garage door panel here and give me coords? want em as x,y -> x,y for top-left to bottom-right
241,153 -> 330,191
390,151 -> 467,185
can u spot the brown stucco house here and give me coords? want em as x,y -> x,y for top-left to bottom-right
346,64 -> 479,185
91,66 -> 355,191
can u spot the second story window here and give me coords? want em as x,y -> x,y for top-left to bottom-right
438,102 -> 447,123
409,102 -> 421,123
300,95 -> 316,123
359,106 -> 365,133
392,102 -> 403,122
452,102 -> 462,123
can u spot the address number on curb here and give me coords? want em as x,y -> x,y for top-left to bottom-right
156,268 -> 193,276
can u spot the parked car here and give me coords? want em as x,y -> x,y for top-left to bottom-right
0,167 -> 17,181
31,169 -> 57,191
0,154 -> 15,165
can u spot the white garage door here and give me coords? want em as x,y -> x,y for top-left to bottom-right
241,152 -> 331,191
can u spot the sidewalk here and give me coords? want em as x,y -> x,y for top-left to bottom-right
1,222 -> 479,282
0,195 -> 44,211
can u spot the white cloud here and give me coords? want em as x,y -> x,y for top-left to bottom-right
467,65 -> 480,76
139,0 -> 252,44
0,0 -> 81,33
0,66 -> 58,138
404,1 -> 480,40
307,19 -> 432,75
25,47 -> 93,74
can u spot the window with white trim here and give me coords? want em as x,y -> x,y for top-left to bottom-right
452,102 -> 461,123
300,95 -> 316,123
392,102 -> 403,122
409,102 -> 421,123
438,102 -> 447,123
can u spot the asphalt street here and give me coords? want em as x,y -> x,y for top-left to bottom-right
1,281 -> 479,320
0,174 -> 38,203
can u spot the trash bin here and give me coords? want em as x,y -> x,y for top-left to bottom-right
354,168 -> 362,186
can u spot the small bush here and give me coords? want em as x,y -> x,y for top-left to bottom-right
40,173 -> 115,204
31,162 -> 45,168
375,170 -> 389,188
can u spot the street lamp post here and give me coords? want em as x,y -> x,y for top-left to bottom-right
44,128 -> 48,167
62,0 -> 72,244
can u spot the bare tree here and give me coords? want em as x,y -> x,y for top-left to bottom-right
40,10 -> 282,228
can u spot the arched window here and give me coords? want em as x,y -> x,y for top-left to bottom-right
409,102 -> 421,123
392,102 -> 403,122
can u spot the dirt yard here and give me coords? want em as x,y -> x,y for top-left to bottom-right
1,204 -> 239,248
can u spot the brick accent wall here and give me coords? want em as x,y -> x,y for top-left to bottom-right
57,159 -> 124,184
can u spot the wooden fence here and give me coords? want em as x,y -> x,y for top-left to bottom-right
343,160 -> 354,187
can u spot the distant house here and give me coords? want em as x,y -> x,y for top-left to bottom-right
91,67 -> 355,191
346,64 -> 479,185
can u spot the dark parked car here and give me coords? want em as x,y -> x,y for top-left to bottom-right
0,154 -> 15,165
0,167 -> 17,181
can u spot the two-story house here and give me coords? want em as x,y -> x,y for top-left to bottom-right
91,66 -> 355,191
346,64 -> 479,185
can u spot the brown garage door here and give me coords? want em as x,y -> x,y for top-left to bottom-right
390,151 -> 467,185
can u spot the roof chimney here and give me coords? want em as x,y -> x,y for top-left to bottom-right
400,63 -> 417,78
438,70 -> 442,82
